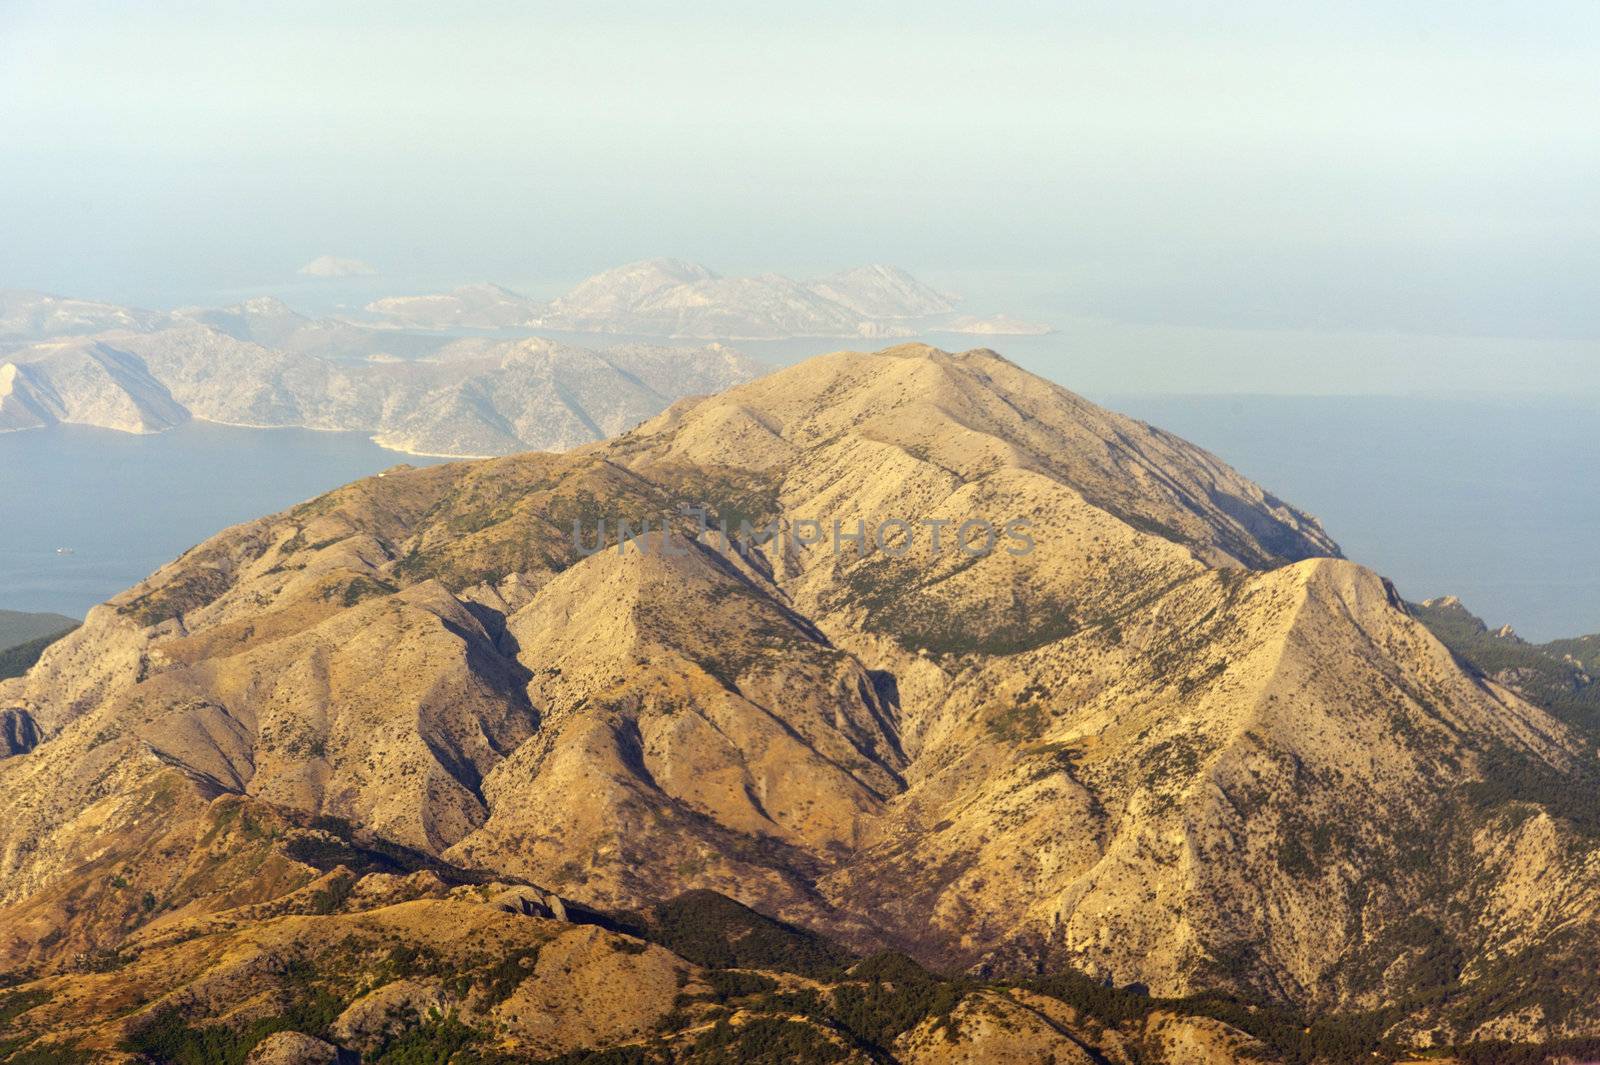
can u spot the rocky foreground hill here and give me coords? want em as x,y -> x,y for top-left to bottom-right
1,345 -> 1598,1063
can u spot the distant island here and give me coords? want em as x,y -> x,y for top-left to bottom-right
0,291 -> 759,457
297,254 -> 379,278
0,261 -> 1051,456
937,313 -> 1055,336
364,259 -> 1046,340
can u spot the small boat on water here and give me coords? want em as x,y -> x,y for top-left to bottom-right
55,547 -> 74,555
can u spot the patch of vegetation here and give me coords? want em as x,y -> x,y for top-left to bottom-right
0,1044 -> 91,1065
1024,969 -> 1401,1065
330,574 -> 399,607
308,874 -> 356,915
704,969 -> 779,1000
0,989 -> 50,1028
640,464 -> 782,539
683,1017 -> 850,1064
478,946 -> 543,1006
117,556 -> 241,626
0,626 -> 77,680
528,1047 -> 663,1065
984,701 -> 1047,745
826,953 -> 969,1052
1448,1037 -> 1600,1064
121,973 -> 344,1065
612,890 -> 854,978
283,815 -> 497,884
1425,923 -> 1600,1042
1413,597 -> 1600,738
839,559 -> 1081,657
370,1010 -> 487,1064
1466,743 -> 1600,838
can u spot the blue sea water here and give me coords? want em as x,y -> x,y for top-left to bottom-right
1099,394 -> 1600,643
0,421 -> 449,620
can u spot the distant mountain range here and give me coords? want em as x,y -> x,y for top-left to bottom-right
365,259 -> 1021,339
0,292 -> 760,457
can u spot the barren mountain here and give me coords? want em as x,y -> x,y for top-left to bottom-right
1,345 -> 1597,1061
804,264 -> 956,319
604,272 -> 886,339
545,258 -> 719,322
0,317 -> 760,457
0,338 -> 189,434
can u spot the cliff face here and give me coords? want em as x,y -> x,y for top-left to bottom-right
1,345 -> 1597,1056
0,339 -> 190,434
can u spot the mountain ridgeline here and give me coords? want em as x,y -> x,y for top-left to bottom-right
0,345 -> 1597,1062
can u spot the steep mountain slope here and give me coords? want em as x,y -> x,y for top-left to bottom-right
2,345 -> 1598,1058
804,264 -> 956,319
0,339 -> 189,434
544,258 -> 720,323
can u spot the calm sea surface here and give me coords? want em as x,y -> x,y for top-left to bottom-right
1,396 -> 1595,641
0,422 -> 449,620
1099,394 -> 1600,642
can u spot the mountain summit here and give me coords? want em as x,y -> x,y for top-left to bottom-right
1,345 -> 1596,1058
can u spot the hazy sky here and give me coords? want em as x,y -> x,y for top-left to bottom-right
2,1 -> 1597,390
